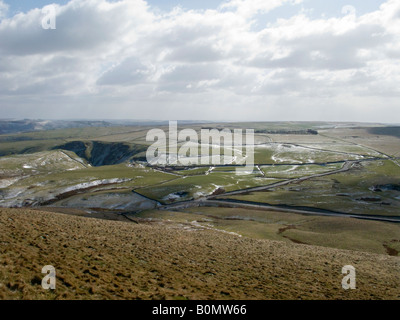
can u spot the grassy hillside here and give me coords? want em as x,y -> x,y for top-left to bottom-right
0,208 -> 399,300
137,207 -> 400,256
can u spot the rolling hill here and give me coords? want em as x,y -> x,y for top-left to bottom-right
0,208 -> 399,300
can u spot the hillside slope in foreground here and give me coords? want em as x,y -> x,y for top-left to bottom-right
0,208 -> 399,300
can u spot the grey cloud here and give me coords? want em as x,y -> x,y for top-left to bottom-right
251,48 -> 365,70
255,70 -> 321,96
0,72 -> 84,95
157,63 -> 222,92
1,0 -> 400,122
0,54 -> 93,95
0,0 -> 7,18
32,56 -> 88,77
160,63 -> 221,82
97,57 -> 150,86
251,24 -> 390,70
150,22 -> 222,48
0,1 -> 148,56
164,43 -> 223,62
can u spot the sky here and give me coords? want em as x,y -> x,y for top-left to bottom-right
0,0 -> 399,122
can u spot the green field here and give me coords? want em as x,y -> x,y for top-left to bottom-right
1,122 -> 399,256
135,171 -> 281,203
260,163 -> 343,179
225,160 -> 400,216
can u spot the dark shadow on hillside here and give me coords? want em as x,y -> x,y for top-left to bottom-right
53,141 -> 146,166
367,127 -> 400,138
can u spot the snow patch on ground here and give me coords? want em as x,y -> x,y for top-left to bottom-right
0,177 -> 22,188
190,220 -> 242,237
60,178 -> 131,194
53,192 -> 157,210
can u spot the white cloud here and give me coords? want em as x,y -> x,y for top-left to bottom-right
220,0 -> 302,18
0,0 -> 399,122
0,0 -> 8,19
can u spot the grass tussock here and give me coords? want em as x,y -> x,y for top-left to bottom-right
0,208 -> 399,300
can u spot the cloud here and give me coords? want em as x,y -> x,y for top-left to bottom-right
220,0 -> 302,18
164,43 -> 223,63
0,0 -> 153,56
0,0 -> 7,19
97,57 -> 151,86
0,0 -> 400,122
249,21 -> 390,70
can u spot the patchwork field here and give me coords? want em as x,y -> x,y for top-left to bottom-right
0,121 -> 399,300
223,160 -> 400,217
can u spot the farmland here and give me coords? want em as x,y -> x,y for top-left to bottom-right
0,121 -> 399,299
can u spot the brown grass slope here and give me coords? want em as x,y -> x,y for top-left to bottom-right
0,208 -> 399,300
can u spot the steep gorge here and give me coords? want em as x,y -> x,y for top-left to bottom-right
53,141 -> 146,166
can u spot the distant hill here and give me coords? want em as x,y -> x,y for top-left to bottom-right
0,119 -> 212,135
0,120 -> 113,135
368,126 -> 400,138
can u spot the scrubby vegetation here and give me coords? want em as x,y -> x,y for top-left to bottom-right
1,208 -> 399,300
